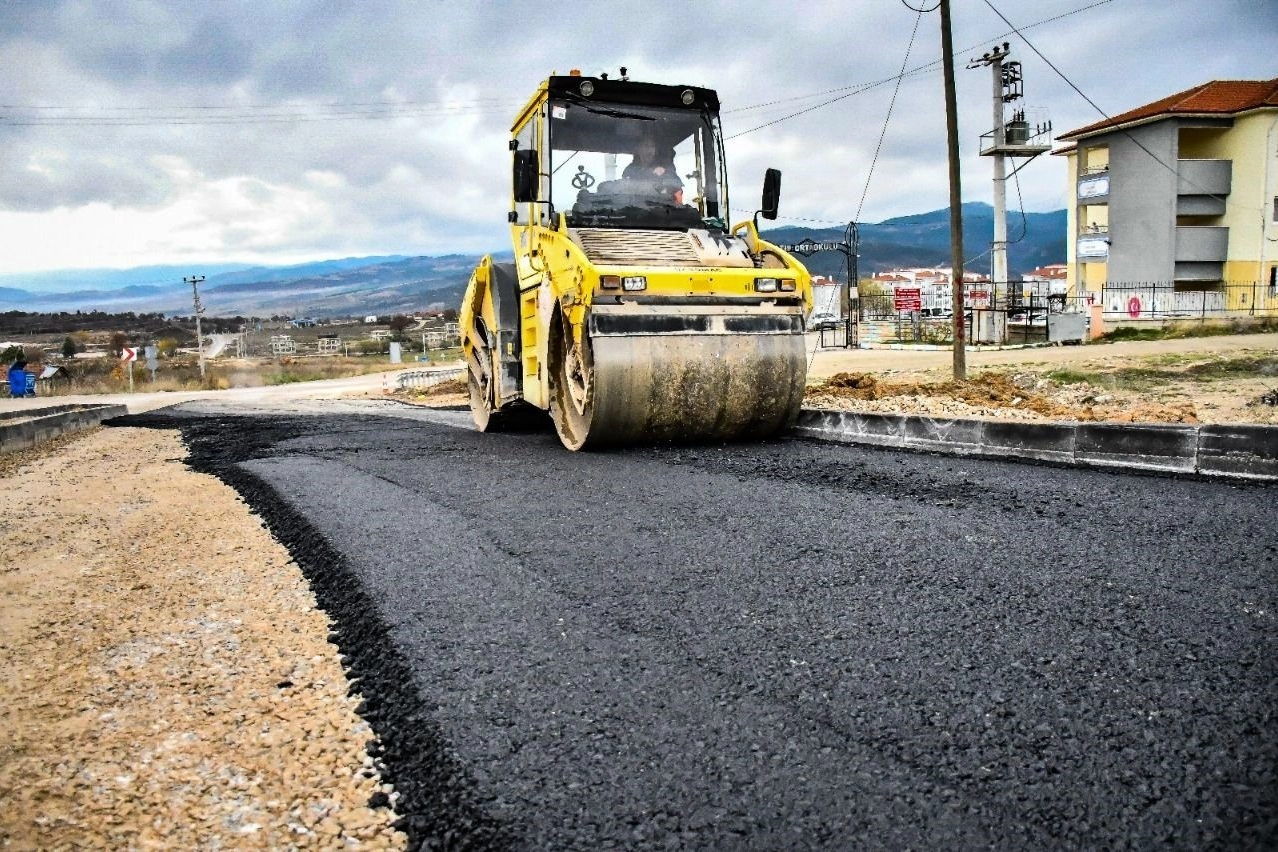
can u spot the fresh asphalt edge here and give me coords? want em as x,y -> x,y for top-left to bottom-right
105,411 -> 516,852
793,408 -> 1278,481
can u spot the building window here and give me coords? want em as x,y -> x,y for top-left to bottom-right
1270,265 -> 1278,297
1273,196 -> 1278,223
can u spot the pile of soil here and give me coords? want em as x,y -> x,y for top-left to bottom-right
398,377 -> 468,408
805,371 -> 1201,424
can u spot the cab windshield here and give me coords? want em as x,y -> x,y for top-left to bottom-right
548,100 -> 726,231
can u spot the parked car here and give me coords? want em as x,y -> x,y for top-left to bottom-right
807,310 -> 841,331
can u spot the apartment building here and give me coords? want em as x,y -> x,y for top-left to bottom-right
1055,78 -> 1278,304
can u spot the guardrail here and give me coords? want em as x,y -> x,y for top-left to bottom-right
396,367 -> 465,390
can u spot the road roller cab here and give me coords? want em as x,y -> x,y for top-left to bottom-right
460,70 -> 814,450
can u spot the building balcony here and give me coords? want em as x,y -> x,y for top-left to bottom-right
1178,159 -> 1231,196
1175,226 -> 1228,262
1174,225 -> 1228,280
1176,159 -> 1231,216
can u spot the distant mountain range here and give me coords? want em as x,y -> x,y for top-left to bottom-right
765,202 -> 1066,281
0,255 -> 495,319
0,203 -> 1064,318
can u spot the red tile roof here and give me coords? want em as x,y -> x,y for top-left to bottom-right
1057,78 -> 1278,140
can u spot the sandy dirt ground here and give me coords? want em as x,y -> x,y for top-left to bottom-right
802,332 -> 1278,424
0,428 -> 406,850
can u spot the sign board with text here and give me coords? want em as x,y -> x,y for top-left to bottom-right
894,287 -> 922,312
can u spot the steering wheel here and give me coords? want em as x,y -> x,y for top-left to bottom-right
571,166 -> 596,190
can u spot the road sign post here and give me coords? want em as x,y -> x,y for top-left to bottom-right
781,220 -> 860,348
121,347 -> 137,393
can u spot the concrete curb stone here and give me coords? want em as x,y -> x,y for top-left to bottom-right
1073,422 -> 1199,473
1195,423 -> 1278,479
794,408 -> 1278,482
796,410 -> 907,448
978,420 -> 1077,464
0,404 -> 130,454
901,416 -> 986,456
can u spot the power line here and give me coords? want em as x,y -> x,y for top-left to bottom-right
727,207 -> 969,228
722,65 -> 939,117
1,101 -> 524,127
0,95 -> 522,111
0,1 -> 1112,130
722,0 -> 1112,137
857,6 -> 925,222
981,0 -> 1235,207
1008,167 -> 1029,245
724,77 -> 914,140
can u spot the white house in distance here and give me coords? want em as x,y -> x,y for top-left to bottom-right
810,275 -> 844,316
1021,264 -> 1069,300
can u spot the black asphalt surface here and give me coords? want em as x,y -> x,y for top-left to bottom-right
114,407 -> 1277,850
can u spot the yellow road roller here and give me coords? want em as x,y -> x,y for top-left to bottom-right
460,70 -> 813,450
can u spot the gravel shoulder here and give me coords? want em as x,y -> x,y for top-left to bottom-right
0,427 -> 405,850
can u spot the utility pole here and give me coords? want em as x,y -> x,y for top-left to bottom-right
970,44 -> 1012,305
969,46 -> 1051,323
940,0 -> 966,379
184,275 -> 206,379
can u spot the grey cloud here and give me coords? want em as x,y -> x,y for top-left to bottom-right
0,0 -> 59,39
154,17 -> 253,84
0,146 -> 176,211
0,0 -> 1273,270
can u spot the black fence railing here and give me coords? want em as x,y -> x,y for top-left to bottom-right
1076,281 -> 1277,319
857,281 -> 1277,322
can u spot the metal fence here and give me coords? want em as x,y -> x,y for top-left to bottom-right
1077,281 -> 1277,320
857,283 -> 1008,320
396,367 -> 465,390
857,281 -> 1277,322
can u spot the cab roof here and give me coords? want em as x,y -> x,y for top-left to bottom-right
512,74 -> 720,133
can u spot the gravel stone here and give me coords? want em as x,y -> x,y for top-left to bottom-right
0,426 -> 406,850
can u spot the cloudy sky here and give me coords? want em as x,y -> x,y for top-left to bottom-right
0,0 -> 1273,275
